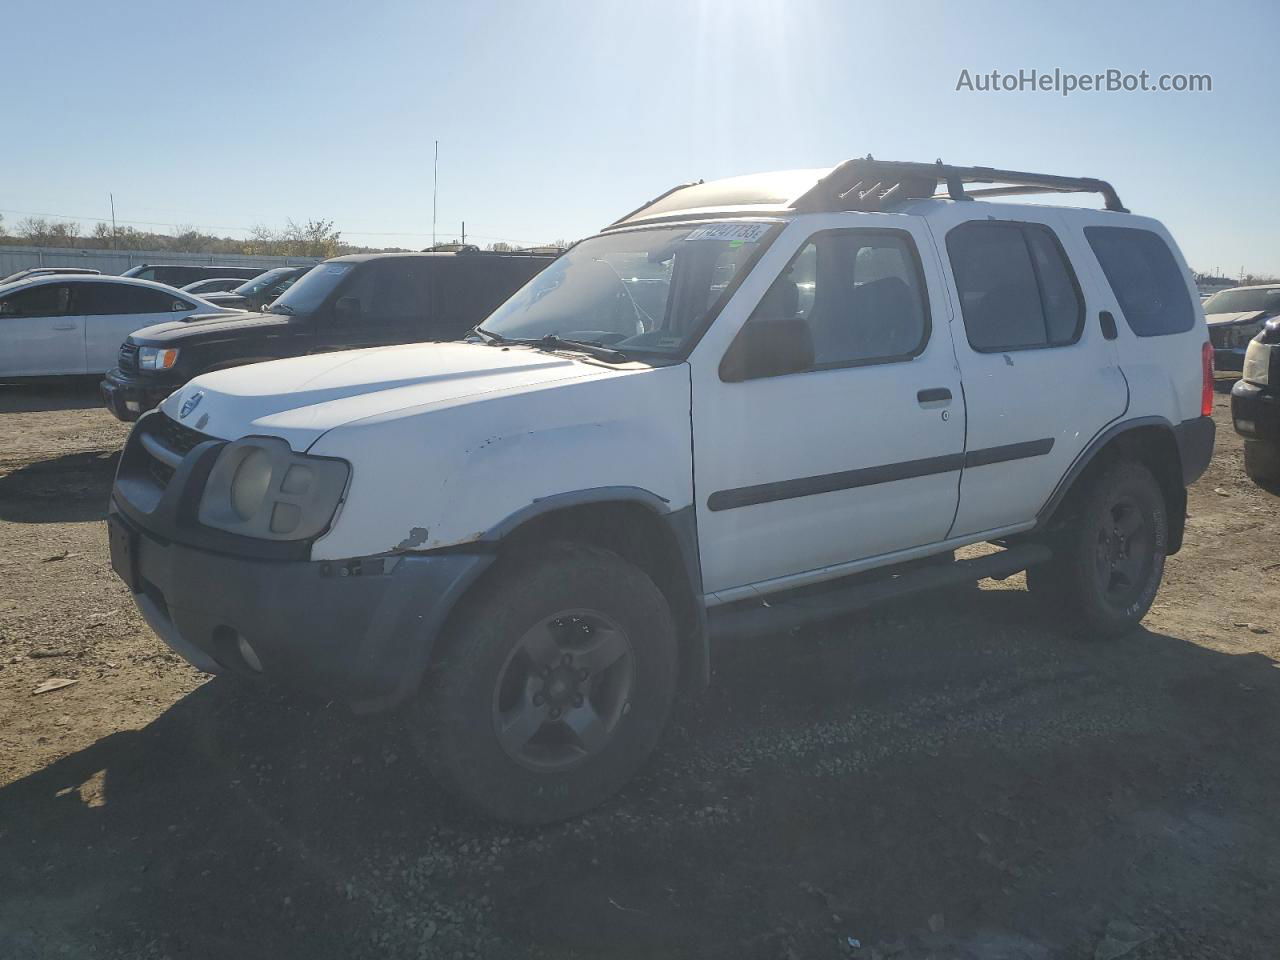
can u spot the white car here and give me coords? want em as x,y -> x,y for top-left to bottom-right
0,274 -> 237,378
109,158 -> 1214,823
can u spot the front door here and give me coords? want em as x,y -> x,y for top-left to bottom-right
321,258 -> 432,350
691,216 -> 966,598
0,282 -> 84,376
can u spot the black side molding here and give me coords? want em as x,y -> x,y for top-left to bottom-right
707,439 -> 1054,512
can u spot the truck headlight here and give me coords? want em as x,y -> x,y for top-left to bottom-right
198,436 -> 350,540
1243,339 -> 1271,386
139,346 -> 180,370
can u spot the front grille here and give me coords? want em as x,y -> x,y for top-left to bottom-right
119,341 -> 139,372
141,414 -> 213,489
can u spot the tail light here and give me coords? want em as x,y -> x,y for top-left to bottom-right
1201,341 -> 1214,417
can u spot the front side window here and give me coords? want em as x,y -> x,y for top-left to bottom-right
735,228 -> 931,375
339,260 -> 432,321
0,284 -> 72,318
481,222 -> 777,357
1085,226 -> 1194,337
947,221 -> 1084,352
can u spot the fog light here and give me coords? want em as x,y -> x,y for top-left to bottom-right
125,400 -> 140,412
237,635 -> 263,673
1236,419 -> 1256,435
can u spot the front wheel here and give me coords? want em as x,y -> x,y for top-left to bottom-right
410,541 -> 678,823
1028,460 -> 1168,638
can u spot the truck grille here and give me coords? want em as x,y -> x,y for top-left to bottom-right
141,415 -> 212,488
118,341 -> 139,372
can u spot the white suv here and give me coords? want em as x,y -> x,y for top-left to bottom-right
108,159 -> 1215,822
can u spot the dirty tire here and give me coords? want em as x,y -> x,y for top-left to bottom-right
1243,440 -> 1280,484
410,541 -> 678,824
1029,460 -> 1167,639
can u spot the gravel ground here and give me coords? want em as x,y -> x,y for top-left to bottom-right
1,377 -> 1278,960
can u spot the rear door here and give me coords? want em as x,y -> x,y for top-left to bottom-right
692,215 -> 966,597
78,282 -> 196,373
935,209 -> 1128,536
0,282 -> 83,376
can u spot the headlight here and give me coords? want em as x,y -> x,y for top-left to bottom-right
1243,339 -> 1271,386
139,346 -> 179,370
198,436 -> 350,541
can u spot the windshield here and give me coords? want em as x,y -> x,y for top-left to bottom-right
1203,287 -> 1280,316
480,222 -> 777,356
234,268 -> 294,297
267,262 -> 354,314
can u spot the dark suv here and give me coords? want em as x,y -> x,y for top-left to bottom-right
101,251 -> 555,420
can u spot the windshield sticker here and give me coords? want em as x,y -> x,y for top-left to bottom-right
684,223 -> 772,244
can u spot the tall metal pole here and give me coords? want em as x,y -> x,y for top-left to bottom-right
461,221 -> 465,246
109,193 -> 117,248
432,140 -> 439,250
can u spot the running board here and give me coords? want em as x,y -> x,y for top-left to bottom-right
706,544 -> 1051,641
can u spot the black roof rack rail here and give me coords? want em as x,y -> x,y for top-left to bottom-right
795,158 -> 1128,213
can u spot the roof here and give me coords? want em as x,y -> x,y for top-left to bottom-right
606,158 -> 1127,230
328,250 -> 556,264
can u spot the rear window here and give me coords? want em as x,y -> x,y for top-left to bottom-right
1085,226 -> 1195,337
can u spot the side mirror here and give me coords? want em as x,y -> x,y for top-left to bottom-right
334,296 -> 362,323
720,317 -> 815,382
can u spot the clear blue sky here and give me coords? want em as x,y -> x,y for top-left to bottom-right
5,0 -> 1276,275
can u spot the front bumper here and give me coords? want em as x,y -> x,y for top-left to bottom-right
110,506 -> 492,711
1231,380 -> 1280,443
101,368 -> 177,422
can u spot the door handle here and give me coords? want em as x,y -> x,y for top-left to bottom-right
51,323 -> 77,331
1099,310 -> 1118,340
917,387 -> 952,406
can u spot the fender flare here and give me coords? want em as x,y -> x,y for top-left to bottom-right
474,486 -> 710,690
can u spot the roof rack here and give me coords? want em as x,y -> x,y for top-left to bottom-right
794,157 -> 1128,213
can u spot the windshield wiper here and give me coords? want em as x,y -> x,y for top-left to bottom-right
269,303 -> 295,315
473,329 -> 629,363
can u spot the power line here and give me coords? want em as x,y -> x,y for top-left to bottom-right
0,207 -> 554,246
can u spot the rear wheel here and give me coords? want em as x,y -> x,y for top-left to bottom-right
1243,439 -> 1280,484
1028,461 -> 1167,638
410,541 -> 678,823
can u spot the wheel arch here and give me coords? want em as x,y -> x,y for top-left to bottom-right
1036,417 -> 1188,554
445,488 -> 709,693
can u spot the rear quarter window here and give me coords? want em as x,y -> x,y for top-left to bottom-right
1085,226 -> 1195,337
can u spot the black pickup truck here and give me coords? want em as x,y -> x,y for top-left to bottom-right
100,250 -> 555,420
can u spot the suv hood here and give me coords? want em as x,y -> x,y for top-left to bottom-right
130,309 -> 284,344
1207,310 -> 1268,326
157,341 -> 619,451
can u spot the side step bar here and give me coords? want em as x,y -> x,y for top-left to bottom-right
707,544 -> 1051,641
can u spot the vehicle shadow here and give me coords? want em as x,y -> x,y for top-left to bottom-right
0,450 -> 118,523
0,377 -> 105,413
3,587 -> 1280,959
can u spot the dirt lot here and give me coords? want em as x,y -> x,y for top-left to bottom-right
1,379 -> 1278,960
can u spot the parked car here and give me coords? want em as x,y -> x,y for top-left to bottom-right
0,274 -> 235,380
181,277 -> 252,296
107,158 -> 1213,822
195,266 -> 311,312
121,263 -> 266,286
1203,284 -> 1280,372
1231,317 -> 1280,482
0,267 -> 102,285
100,250 -> 555,420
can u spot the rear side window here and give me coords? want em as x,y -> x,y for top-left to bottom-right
76,282 -> 188,315
947,221 -> 1084,352
1085,226 -> 1195,337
